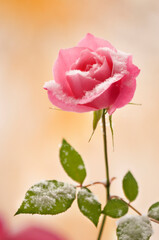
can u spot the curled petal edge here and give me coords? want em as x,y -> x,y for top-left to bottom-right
43,72 -> 126,113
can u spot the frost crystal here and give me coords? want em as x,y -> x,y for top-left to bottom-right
66,69 -> 89,77
117,215 -> 153,240
78,165 -> 84,170
44,72 -> 124,107
79,188 -> 98,203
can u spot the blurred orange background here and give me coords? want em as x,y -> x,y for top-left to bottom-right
0,0 -> 159,239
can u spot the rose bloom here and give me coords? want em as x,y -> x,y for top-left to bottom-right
44,33 -> 140,114
0,216 -> 67,240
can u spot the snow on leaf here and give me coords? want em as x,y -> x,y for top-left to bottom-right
117,215 -> 153,240
103,199 -> 128,218
15,180 -> 76,216
77,188 -> 101,226
148,202 -> 159,221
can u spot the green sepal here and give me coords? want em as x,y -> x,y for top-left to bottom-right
128,102 -> 142,106
109,114 -> 114,150
89,110 -> 103,142
93,110 -> 103,131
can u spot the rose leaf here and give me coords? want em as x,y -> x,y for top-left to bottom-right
123,171 -> 138,202
77,187 -> 101,227
60,139 -> 86,184
103,199 -> 128,218
15,180 -> 76,216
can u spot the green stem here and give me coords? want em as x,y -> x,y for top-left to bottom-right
97,109 -> 110,240
97,215 -> 106,240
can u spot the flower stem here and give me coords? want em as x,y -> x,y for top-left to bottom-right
97,109 -> 110,240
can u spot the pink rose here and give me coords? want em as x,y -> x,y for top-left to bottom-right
10,227 -> 66,240
0,216 -> 67,240
44,33 -> 140,114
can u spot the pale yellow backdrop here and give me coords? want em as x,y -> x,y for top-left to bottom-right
0,0 -> 159,239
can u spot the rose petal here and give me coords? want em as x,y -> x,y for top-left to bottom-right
66,70 -> 100,98
108,56 -> 140,114
77,33 -> 116,51
71,49 -> 99,71
127,56 -> 140,78
0,217 -> 8,239
96,48 -> 113,70
53,47 -> 86,96
108,78 -> 136,115
44,80 -> 97,112
90,58 -> 111,81
44,72 -> 124,113
84,83 -> 120,110
11,227 -> 66,240
97,48 -> 129,75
